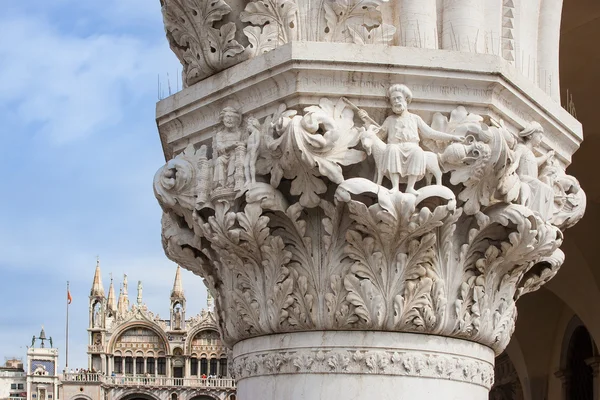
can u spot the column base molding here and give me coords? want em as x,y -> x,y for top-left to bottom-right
233,331 -> 495,399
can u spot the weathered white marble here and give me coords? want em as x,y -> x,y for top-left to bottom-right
160,0 -> 564,96
154,2 -> 586,399
233,331 -> 494,400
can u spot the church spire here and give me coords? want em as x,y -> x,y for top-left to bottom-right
171,266 -> 185,300
107,274 -> 116,313
90,258 -> 105,297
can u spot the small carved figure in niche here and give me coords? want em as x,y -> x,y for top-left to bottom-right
508,122 -> 555,219
93,302 -> 102,328
244,117 -> 261,184
213,107 -> 245,189
94,333 -> 101,345
358,84 -> 463,194
137,280 -> 143,305
174,304 -> 183,330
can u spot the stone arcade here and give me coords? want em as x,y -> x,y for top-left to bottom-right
152,1 -> 586,399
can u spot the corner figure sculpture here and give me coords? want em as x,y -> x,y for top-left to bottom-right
358,84 -> 463,194
508,122 -> 556,219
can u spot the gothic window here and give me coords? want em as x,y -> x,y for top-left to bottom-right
219,358 -> 227,377
567,326 -> 594,400
209,358 -> 217,375
157,358 -> 166,375
135,358 -> 144,375
147,358 -> 155,375
114,357 -> 122,373
191,358 -> 198,376
200,358 -> 208,375
125,357 -> 133,374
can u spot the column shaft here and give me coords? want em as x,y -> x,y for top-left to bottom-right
442,0 -> 485,53
398,0 -> 438,49
537,0 -> 563,101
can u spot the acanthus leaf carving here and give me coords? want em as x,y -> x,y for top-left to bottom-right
323,0 -> 395,45
160,0 -> 246,86
154,84 -> 585,355
241,0 -> 299,48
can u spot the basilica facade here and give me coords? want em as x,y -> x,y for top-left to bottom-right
60,262 -> 236,400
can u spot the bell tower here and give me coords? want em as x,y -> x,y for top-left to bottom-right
88,258 -> 107,373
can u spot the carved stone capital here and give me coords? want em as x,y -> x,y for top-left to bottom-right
155,91 -> 585,356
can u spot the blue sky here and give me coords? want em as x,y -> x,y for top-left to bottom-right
0,1 -> 209,369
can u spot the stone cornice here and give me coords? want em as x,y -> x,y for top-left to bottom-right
156,43 -> 581,164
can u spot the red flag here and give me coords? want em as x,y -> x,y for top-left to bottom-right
67,290 -> 72,304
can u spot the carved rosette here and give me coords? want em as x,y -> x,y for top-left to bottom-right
154,94 -> 585,361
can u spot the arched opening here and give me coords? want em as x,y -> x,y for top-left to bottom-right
188,396 -> 217,400
92,301 -> 102,328
111,327 -> 168,376
173,302 -> 183,330
189,329 -> 227,377
566,326 -> 594,400
489,352 -> 524,400
119,393 -> 159,400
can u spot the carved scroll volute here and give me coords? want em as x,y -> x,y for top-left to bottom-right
155,87 -> 585,355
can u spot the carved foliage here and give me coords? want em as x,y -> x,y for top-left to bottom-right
154,98 -> 584,354
323,0 -> 395,44
232,347 -> 495,389
160,0 -> 245,86
241,0 -> 299,57
264,98 -> 366,207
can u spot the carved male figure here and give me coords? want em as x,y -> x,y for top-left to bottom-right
244,117 -> 261,184
213,107 -> 245,188
359,84 -> 463,194
508,122 -> 555,219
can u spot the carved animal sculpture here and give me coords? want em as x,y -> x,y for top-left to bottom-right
360,129 -> 443,188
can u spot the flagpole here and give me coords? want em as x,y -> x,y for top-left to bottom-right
65,281 -> 69,371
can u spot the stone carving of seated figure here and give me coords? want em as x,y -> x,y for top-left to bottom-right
213,107 -> 245,189
508,122 -> 555,219
358,84 -> 463,194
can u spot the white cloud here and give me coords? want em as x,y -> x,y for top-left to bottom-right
0,15 -> 179,145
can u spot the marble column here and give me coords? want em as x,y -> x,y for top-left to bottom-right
154,0 -> 586,398
398,0 -> 438,49
586,357 -> 600,400
442,0 -> 485,52
537,0 -> 564,101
